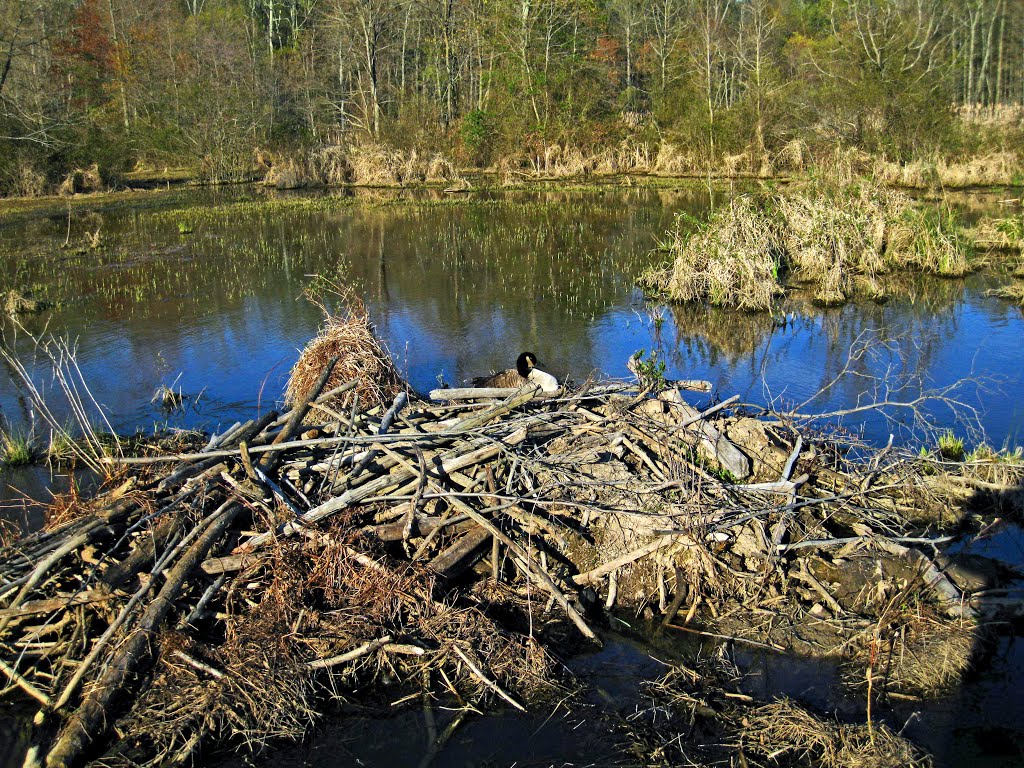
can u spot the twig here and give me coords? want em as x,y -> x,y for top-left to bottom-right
451,645 -> 526,712
307,636 -> 394,670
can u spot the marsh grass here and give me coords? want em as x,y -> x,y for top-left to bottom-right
988,281 -> 1024,305
45,429 -> 78,466
844,615 -> 975,699
630,665 -> 930,768
642,180 -> 977,310
937,430 -> 966,461
0,428 -> 37,466
638,199 -> 783,311
898,205 -> 974,277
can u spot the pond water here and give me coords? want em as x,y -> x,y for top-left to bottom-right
1,184 -> 1022,766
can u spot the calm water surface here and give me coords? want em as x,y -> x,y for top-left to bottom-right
0,185 -> 1022,765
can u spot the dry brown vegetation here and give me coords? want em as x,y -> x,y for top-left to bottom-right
57,164 -> 104,196
264,144 -> 461,189
740,699 -> 931,768
284,287 -> 404,412
991,281 -> 1024,305
625,664 -> 931,768
872,150 -> 1024,190
640,181 -> 976,310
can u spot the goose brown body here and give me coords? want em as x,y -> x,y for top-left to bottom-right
472,352 -> 537,388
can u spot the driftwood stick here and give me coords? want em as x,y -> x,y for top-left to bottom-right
427,526 -> 491,580
307,635 -> 394,670
872,539 -> 975,619
777,535 -> 956,553
267,378 -> 360,430
733,473 -> 810,494
349,391 -> 409,482
155,411 -> 277,493
674,394 -> 741,428
781,435 -> 803,481
258,357 -> 339,472
0,657 -> 52,707
237,427 -> 529,553
51,526 -> 191,712
573,535 -> 690,586
664,623 -> 786,651
795,561 -> 844,615
657,567 -> 689,636
177,573 -> 228,628
410,509 -> 454,560
451,644 -> 526,712
0,530 -> 96,633
171,650 -> 224,679
0,591 -> 110,620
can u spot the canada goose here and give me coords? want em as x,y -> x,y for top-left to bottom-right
473,352 -> 559,393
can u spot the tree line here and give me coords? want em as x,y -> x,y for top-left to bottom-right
1,0 -> 1022,194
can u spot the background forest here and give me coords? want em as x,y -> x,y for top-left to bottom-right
1,0 -> 1022,195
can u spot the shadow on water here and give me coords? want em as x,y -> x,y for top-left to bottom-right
1,186 -> 1023,766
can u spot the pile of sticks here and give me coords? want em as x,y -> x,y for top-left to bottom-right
0,365 -> 1004,766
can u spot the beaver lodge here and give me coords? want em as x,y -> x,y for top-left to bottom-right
1,309 -> 1022,767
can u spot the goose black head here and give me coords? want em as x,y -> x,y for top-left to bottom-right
516,352 -> 538,378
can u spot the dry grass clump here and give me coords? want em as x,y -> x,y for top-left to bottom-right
989,281 -> 1024,305
285,287 -> 404,412
739,699 -> 932,768
11,160 -> 47,197
536,144 -> 592,178
812,146 -> 875,186
263,155 -> 311,189
776,184 -> 899,304
629,664 -> 929,767
111,630 -> 318,766
57,163 -> 103,196
425,153 -> 458,182
871,151 -> 1022,189
593,141 -> 656,175
937,150 -> 1022,187
971,214 -> 1024,270
895,205 -> 974,277
266,144 -> 460,188
844,616 -> 975,698
312,145 -> 355,185
263,146 -> 355,188
775,139 -> 809,173
641,180 -> 975,309
345,144 -> 405,186
653,143 -> 699,175
4,289 -> 43,315
348,144 -> 459,185
639,196 -> 784,311
112,528 -> 564,764
722,150 -> 753,176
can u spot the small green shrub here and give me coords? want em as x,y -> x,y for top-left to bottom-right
629,348 -> 667,389
459,109 -> 497,166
